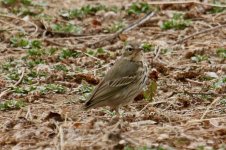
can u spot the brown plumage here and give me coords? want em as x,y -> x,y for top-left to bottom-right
84,42 -> 148,114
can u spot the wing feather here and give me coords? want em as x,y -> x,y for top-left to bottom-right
84,58 -> 141,109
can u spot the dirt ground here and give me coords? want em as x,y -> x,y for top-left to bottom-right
0,0 -> 226,150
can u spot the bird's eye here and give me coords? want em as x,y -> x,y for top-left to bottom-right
126,47 -> 133,52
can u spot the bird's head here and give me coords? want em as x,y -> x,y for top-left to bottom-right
122,41 -> 143,61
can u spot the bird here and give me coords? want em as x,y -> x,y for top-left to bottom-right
83,41 -> 148,115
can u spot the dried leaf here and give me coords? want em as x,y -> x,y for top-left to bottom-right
44,112 -> 64,122
144,80 -> 157,101
119,34 -> 128,41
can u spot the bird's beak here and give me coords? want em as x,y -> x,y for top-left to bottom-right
134,47 -> 143,54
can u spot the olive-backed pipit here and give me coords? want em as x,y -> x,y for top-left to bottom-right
84,41 -> 148,114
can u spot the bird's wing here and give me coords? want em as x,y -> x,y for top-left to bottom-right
104,58 -> 140,80
84,75 -> 137,109
84,58 -> 141,109
108,76 -> 137,87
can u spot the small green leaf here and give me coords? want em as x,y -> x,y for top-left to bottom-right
216,48 -> 226,58
0,99 -> 25,111
127,2 -> 150,15
27,48 -> 45,57
144,81 -> 157,101
208,2 -> 225,14
2,0 -> 16,5
51,23 -> 82,34
142,43 -> 154,52
10,37 -> 29,48
78,81 -> 94,101
31,40 -> 42,48
53,64 -> 68,72
105,21 -> 125,33
59,48 -> 81,59
45,84 -> 66,93
60,4 -> 111,19
97,48 -> 105,54
21,0 -> 32,5
212,76 -> 226,89
161,13 -> 191,30
191,55 -> 208,63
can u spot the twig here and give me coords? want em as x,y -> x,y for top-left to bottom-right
45,34 -> 113,40
200,97 -> 222,120
153,46 -> 160,60
120,134 -> 140,146
138,100 -> 169,114
25,105 -> 33,121
44,38 -> 84,50
186,116 -> 226,124
90,11 -> 155,47
0,19 -> 24,31
185,78 -> 204,85
0,67 -> 25,99
88,119 -> 122,147
59,125 -> 64,150
130,120 -> 156,126
123,11 -> 156,33
147,1 -> 226,8
15,67 -> 26,86
171,91 -> 226,97
44,38 -> 103,62
0,14 -> 38,37
173,24 -> 226,45
45,29 -> 91,37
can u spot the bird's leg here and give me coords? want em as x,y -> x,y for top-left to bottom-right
115,107 -> 120,117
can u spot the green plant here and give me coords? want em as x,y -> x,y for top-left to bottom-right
27,48 -> 45,57
127,2 -> 150,15
10,37 -> 42,49
1,60 -> 16,71
48,48 -> 58,55
143,81 -> 157,101
142,43 -> 154,52
59,48 -> 81,59
7,70 -> 20,81
21,0 -> 32,5
2,0 -> 16,5
102,109 -> 116,116
39,84 -> 66,94
208,2 -> 225,14
106,21 -> 125,33
220,99 -> 226,107
10,37 -> 29,48
26,59 -> 44,68
81,4 -> 106,15
96,48 -> 105,54
53,64 -> 68,72
78,82 -> 94,101
0,99 -> 25,111
12,86 -> 36,94
86,48 -> 107,57
161,13 -> 191,30
60,4 -> 107,19
27,70 -> 47,78
51,23 -> 82,34
216,48 -> 226,58
45,84 -> 66,93
60,9 -> 83,19
31,40 -> 42,48
191,55 -> 208,63
2,0 -> 33,5
212,76 -> 226,89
